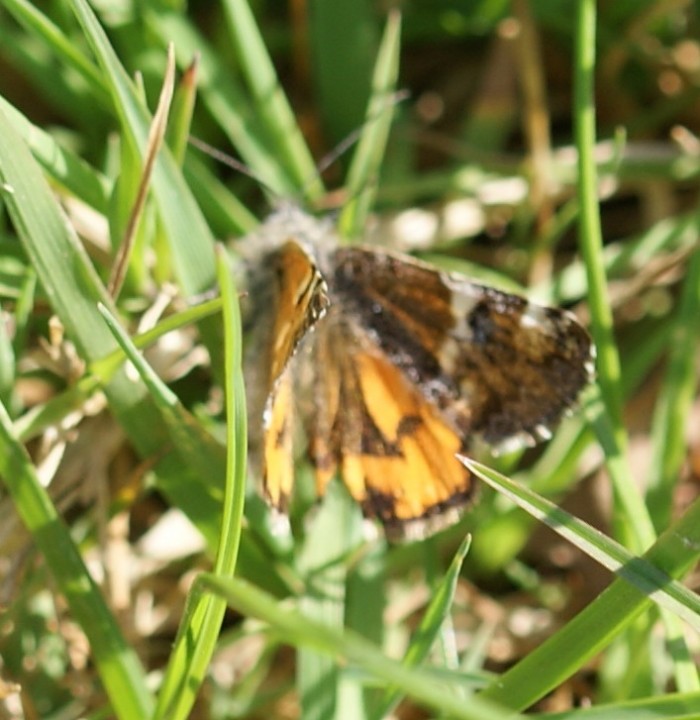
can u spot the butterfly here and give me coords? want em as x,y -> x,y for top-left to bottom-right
240,205 -> 594,541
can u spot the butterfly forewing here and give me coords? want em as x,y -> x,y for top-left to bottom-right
243,237 -> 329,512
328,246 -> 594,454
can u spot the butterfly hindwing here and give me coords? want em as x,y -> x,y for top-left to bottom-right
304,313 -> 474,540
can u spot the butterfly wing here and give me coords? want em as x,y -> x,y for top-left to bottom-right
246,215 -> 593,539
244,239 -> 329,511
328,246 -> 594,454
306,313 -> 474,540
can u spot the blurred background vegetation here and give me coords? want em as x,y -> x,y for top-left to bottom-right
0,1 -> 699,719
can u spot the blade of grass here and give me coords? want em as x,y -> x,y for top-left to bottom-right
296,482 -> 365,720
184,153 -> 259,235
221,0 -> 324,199
477,477 -> 700,710
371,535 -> 472,720
529,690 -> 700,719
108,45 -> 176,298
68,0 -> 217,295
0,401 -> 154,719
645,244 -> 700,692
574,0 -> 655,552
199,574 -> 523,720
151,247 -> 247,720
97,302 -> 222,464
167,56 -> 199,166
98,247 -> 247,719
646,245 -> 700,528
0,301 -> 16,413
338,11 -> 401,239
0,103 -> 126,365
463,458 -> 700,629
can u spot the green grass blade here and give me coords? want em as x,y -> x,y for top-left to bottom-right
93,306 -> 229,518
221,0 -> 324,199
463,459 -> 700,629
574,0 -> 655,553
0,301 -> 16,412
529,691 -> 700,719
372,535 -> 472,719
296,483 -> 365,720
199,574 -> 523,720
68,0 -> 216,295
167,57 -> 198,166
646,245 -> 700,529
478,487 -> 700,710
0,105 -> 117,363
184,154 -> 259,235
150,248 -> 247,720
97,251 -> 247,718
212,244 -> 247,577
0,401 -> 154,719
338,11 -> 401,239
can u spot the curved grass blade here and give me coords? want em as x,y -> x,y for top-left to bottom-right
97,254 -> 246,719
573,0 -> 654,554
463,458 -> 700,630
0,105 -> 118,363
149,248 -> 247,719
199,574 -> 523,720
0,401 -> 154,719
68,0 -> 216,295
475,464 -> 700,710
372,534 -> 472,719
646,245 -> 700,529
529,690 -> 700,720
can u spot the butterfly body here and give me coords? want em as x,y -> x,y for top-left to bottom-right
241,206 -> 594,540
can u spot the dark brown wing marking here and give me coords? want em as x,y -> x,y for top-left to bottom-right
306,317 -> 475,540
328,246 -> 593,454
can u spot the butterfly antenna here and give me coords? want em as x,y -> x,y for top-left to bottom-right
310,89 -> 411,188
187,135 -> 280,200
190,88 -> 409,204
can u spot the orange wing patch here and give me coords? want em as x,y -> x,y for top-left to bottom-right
251,239 -> 329,512
269,240 -> 329,381
263,368 -> 294,511
313,347 -> 474,540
